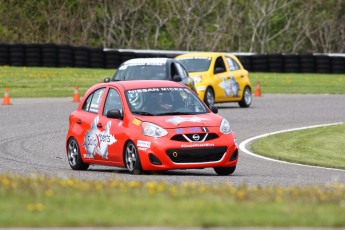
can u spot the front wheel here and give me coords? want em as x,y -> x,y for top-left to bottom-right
204,87 -> 215,107
238,86 -> 252,108
124,141 -> 143,175
214,166 -> 236,175
67,137 -> 89,170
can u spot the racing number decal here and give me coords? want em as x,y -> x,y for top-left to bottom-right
83,116 -> 117,159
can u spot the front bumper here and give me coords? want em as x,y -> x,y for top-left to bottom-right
137,131 -> 238,171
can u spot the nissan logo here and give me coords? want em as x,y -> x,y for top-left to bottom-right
192,134 -> 200,141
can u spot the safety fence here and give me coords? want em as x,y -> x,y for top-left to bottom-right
0,43 -> 344,73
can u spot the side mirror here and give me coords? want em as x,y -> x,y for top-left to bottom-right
106,109 -> 123,119
172,75 -> 182,82
104,77 -> 111,83
209,105 -> 218,114
214,67 -> 225,74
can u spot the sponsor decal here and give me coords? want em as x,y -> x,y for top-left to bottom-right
181,143 -> 215,148
83,116 -> 117,159
175,128 -> 184,134
137,140 -> 151,148
218,75 -> 239,97
197,86 -> 206,91
138,147 -> 147,151
133,118 -> 141,126
189,127 -> 201,133
177,57 -> 211,60
127,87 -> 184,94
167,116 -> 209,125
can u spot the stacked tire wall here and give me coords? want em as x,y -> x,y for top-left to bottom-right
0,43 -> 344,73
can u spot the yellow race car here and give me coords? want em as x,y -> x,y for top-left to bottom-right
175,52 -> 252,108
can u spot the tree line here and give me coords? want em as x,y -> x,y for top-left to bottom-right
1,0 -> 344,54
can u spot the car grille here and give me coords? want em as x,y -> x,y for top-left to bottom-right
171,133 -> 219,142
166,147 -> 227,163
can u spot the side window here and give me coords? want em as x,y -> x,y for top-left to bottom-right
214,57 -> 226,73
82,93 -> 93,111
82,88 -> 105,113
226,57 -> 240,71
103,88 -> 123,116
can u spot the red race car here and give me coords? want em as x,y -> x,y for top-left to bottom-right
66,80 -> 239,175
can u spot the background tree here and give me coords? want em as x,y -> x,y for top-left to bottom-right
0,0 -> 344,53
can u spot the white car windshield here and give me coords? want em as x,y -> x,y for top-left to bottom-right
113,64 -> 167,81
126,87 -> 208,116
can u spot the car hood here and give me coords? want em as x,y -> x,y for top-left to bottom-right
188,72 -> 208,77
139,113 -> 222,129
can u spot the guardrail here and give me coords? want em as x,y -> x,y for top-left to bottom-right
0,43 -> 344,73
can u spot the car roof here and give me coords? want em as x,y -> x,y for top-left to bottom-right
91,80 -> 186,92
121,58 -> 171,66
118,80 -> 185,90
176,52 -> 236,59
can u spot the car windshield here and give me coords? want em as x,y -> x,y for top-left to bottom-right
126,87 -> 208,116
112,64 -> 167,81
177,57 -> 211,72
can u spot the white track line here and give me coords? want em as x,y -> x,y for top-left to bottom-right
239,122 -> 345,172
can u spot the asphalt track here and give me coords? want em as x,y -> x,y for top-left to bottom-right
0,94 -> 344,186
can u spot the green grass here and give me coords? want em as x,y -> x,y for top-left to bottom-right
251,123 -> 345,169
0,66 -> 344,97
0,66 -> 114,97
1,175 -> 345,227
250,72 -> 345,94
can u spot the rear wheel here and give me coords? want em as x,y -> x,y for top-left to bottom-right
214,166 -> 236,175
67,137 -> 89,170
238,86 -> 252,108
204,87 -> 215,107
125,141 -> 143,175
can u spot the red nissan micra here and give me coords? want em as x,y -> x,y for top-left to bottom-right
66,80 -> 238,175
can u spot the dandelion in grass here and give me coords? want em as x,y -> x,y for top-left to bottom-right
27,203 -> 44,212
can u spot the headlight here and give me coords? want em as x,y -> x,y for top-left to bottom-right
193,75 -> 202,84
142,122 -> 168,137
220,119 -> 232,134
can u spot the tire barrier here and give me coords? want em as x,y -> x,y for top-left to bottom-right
58,44 -> 74,67
0,43 -> 344,73
0,43 -> 9,66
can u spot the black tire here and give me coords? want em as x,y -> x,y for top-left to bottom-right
67,137 -> 89,170
124,141 -> 143,175
238,86 -> 252,108
214,166 -> 236,175
204,87 -> 215,107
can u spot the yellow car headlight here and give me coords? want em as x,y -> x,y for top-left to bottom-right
193,75 -> 202,84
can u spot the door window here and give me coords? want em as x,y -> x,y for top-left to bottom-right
82,88 -> 105,113
226,57 -> 240,71
103,88 -> 123,116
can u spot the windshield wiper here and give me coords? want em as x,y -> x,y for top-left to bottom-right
132,111 -> 155,116
155,112 -> 198,116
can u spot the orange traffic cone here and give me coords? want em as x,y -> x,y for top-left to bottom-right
2,87 -> 11,105
72,85 -> 80,102
254,81 -> 261,97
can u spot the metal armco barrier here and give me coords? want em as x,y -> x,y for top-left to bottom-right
0,43 -> 344,73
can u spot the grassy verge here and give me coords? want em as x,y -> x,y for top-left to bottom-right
251,123 -> 345,169
1,175 -> 345,227
0,66 -> 344,97
250,72 -> 345,94
0,66 -> 114,97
